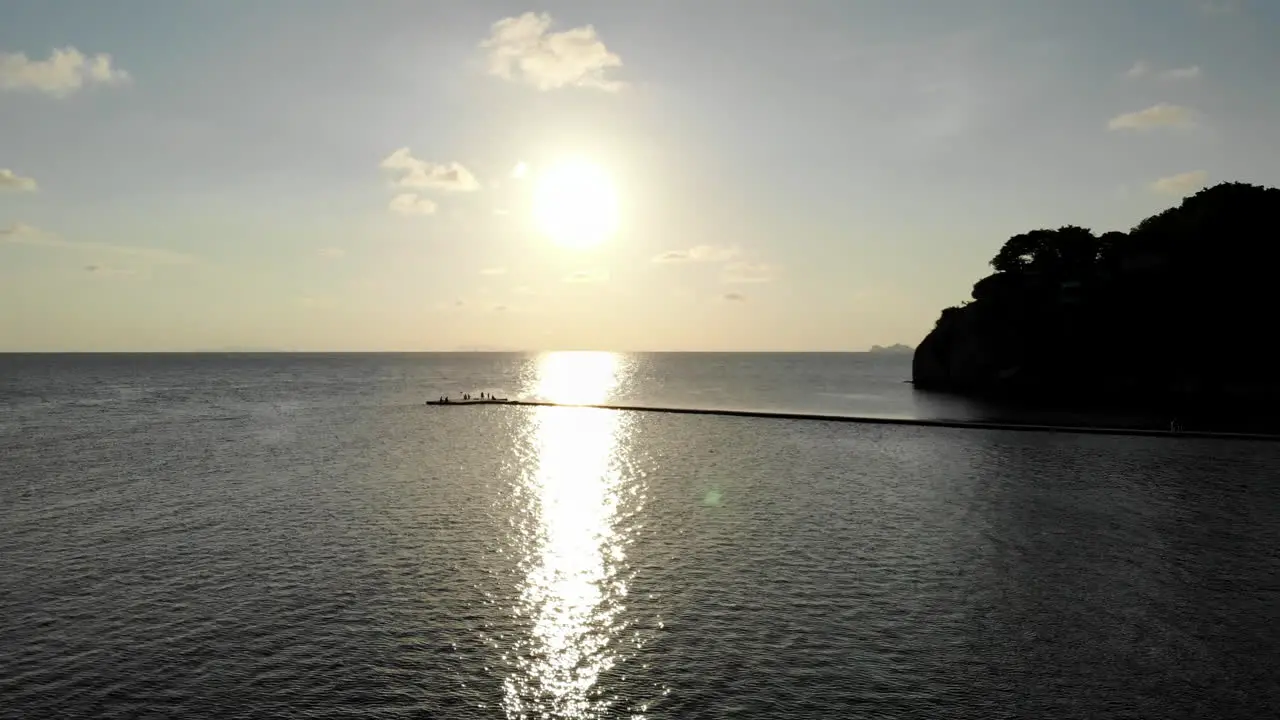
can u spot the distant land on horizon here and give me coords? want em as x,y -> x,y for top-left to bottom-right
869,344 -> 915,354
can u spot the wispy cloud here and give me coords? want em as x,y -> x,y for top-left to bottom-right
652,245 -> 739,263
1126,61 -> 1203,81
84,264 -> 135,277
1108,103 -> 1196,130
1162,65 -> 1202,80
1125,61 -> 1150,79
565,269 -> 608,283
2,224 -> 197,265
380,148 -> 480,192
0,47 -> 130,97
480,267 -> 507,276
389,193 -> 437,216
318,247 -> 345,258
1151,170 -> 1208,196
0,168 -> 37,191
723,262 -> 776,283
722,292 -> 746,302
481,12 -> 623,92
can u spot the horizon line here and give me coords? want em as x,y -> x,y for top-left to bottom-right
0,348 -> 915,355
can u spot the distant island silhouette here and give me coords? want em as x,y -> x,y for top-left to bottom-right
869,344 -> 914,354
913,181 -> 1280,426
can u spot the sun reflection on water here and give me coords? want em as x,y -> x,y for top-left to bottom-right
503,352 -> 638,719
530,351 -> 622,406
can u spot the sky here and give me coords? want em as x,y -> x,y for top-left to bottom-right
2,0 -> 1278,352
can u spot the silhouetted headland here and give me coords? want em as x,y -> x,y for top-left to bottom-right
913,182 -> 1280,430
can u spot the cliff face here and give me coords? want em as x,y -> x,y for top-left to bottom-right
911,182 -> 1280,409
911,298 -> 1036,395
912,306 -> 994,391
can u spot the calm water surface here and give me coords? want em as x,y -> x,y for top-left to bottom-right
2,353 -> 1279,718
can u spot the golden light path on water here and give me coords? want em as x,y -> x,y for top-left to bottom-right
503,352 -> 639,719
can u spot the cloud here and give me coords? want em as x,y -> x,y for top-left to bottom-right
722,262 -> 776,283
652,245 -> 740,263
1162,65 -> 1202,80
389,193 -> 437,216
1126,61 -> 1203,82
493,304 -> 508,312
1151,170 -> 1208,196
511,162 -> 529,179
565,269 -> 608,283
722,292 -> 746,302
2,223 -> 197,264
318,247 -> 345,258
84,264 -> 134,277
0,47 -> 130,97
480,267 -> 507,276
380,148 -> 480,191
1125,61 -> 1150,78
481,12 -> 623,91
0,169 -> 37,191
1107,103 -> 1196,130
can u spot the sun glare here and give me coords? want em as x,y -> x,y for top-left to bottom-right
532,159 -> 619,249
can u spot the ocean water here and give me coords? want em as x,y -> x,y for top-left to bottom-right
2,352 -> 1279,719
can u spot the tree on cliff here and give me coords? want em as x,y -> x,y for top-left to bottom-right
989,225 -> 1099,277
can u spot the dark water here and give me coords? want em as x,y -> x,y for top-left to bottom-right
2,352 -> 1279,719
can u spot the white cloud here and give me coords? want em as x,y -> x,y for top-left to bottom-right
565,269 -> 608,283
1107,103 -> 1196,130
511,161 -> 529,179
1125,61 -> 1150,78
1126,61 -> 1203,82
380,148 -> 480,191
1,223 -> 196,264
318,247 -> 345,258
1151,170 -> 1208,196
652,245 -> 740,263
0,47 -> 130,97
0,168 -> 37,191
389,193 -> 437,216
481,12 -> 623,91
723,262 -> 776,283
1162,65 -> 1202,80
480,266 -> 506,275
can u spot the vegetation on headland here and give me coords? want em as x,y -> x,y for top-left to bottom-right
913,182 -> 1280,417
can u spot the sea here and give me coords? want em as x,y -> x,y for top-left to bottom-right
2,352 -> 1278,719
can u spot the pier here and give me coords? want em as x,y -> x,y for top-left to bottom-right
426,399 -> 1280,442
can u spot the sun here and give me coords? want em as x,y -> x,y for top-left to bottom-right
532,159 -> 619,249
